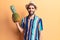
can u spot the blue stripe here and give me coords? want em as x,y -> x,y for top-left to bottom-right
31,16 -> 39,40
23,16 -> 43,40
24,17 -> 28,40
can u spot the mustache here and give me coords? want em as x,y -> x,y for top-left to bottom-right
29,11 -> 35,12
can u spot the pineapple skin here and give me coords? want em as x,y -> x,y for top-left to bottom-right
12,13 -> 20,22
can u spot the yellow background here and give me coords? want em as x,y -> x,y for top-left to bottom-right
0,0 -> 60,40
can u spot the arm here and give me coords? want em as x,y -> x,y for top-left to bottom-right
15,22 -> 24,33
38,18 -> 43,40
39,31 -> 43,40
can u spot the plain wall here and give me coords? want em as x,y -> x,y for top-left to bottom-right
0,0 -> 60,40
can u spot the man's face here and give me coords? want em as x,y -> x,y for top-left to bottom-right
27,5 -> 36,16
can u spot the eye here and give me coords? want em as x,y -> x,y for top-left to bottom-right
28,8 -> 31,9
32,8 -> 34,9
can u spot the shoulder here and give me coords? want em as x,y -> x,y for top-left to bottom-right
35,15 -> 42,21
22,16 -> 28,20
21,16 -> 28,23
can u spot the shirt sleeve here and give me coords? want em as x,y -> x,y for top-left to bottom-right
38,18 -> 43,31
19,18 -> 25,29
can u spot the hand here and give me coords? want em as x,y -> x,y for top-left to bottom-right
15,22 -> 19,25
15,22 -> 23,33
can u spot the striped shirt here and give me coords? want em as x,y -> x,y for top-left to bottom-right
20,15 -> 43,40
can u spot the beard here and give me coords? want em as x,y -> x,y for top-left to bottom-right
28,11 -> 35,16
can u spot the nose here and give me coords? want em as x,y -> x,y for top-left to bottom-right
30,8 -> 33,11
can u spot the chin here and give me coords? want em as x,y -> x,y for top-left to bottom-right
29,13 -> 34,16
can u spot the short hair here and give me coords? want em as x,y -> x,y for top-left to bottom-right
25,3 -> 37,10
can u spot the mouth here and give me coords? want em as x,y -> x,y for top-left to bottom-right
29,11 -> 33,13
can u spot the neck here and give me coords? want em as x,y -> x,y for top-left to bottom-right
28,14 -> 35,19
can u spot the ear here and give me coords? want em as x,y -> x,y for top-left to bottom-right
25,4 -> 28,10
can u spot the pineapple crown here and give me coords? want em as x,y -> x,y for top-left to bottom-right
10,5 -> 16,14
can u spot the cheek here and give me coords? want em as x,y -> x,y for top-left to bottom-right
28,9 -> 35,12
32,9 -> 35,11
31,9 -> 35,12
27,9 -> 30,12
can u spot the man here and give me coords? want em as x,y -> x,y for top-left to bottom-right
15,3 -> 43,40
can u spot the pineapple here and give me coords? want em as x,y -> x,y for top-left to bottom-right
10,5 -> 20,22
